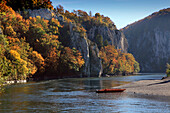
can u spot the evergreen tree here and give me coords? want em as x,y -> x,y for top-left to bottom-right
166,63 -> 170,77
95,34 -> 103,49
104,39 -> 108,46
89,11 -> 92,17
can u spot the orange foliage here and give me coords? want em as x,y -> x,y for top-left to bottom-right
45,47 -> 60,73
30,51 -> 45,73
0,3 -> 86,79
100,45 -> 138,74
61,47 -> 85,71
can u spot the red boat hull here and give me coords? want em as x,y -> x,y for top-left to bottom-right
96,89 -> 126,93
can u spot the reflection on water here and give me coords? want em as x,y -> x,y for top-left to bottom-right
0,74 -> 170,112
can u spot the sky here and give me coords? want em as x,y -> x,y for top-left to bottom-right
51,0 -> 170,29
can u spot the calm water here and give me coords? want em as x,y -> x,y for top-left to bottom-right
0,74 -> 170,113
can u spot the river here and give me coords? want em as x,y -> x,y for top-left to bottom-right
0,73 -> 170,113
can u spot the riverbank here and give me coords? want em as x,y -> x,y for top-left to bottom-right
1,80 -> 27,86
114,77 -> 170,96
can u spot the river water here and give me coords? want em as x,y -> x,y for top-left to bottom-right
0,74 -> 170,113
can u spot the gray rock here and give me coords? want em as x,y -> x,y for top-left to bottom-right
26,9 -> 56,20
69,23 -> 91,77
68,22 -> 103,77
88,41 -> 103,77
88,26 -> 128,53
122,8 -> 170,72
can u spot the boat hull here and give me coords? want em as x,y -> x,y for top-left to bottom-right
96,89 -> 126,93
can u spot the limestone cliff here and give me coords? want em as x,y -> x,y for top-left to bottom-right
88,41 -> 103,77
23,9 -> 128,77
68,23 -> 102,77
68,23 -> 90,77
21,9 -> 56,20
88,26 -> 128,53
122,8 -> 170,72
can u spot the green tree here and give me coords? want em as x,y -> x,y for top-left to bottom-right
95,34 -> 103,49
89,11 -> 92,17
104,39 -> 108,46
166,63 -> 170,77
134,61 -> 140,73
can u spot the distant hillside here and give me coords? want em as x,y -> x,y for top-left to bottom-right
122,8 -> 170,72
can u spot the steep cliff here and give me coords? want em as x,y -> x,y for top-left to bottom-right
88,26 -> 128,53
68,23 -> 91,77
23,8 -> 129,77
60,22 -> 103,77
65,22 -> 127,77
122,8 -> 170,72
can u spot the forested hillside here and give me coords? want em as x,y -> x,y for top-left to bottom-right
0,0 -> 140,81
0,2 -> 84,80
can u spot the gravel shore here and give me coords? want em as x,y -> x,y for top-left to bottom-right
115,77 -> 170,96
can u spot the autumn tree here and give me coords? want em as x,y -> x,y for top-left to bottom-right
57,5 -> 64,14
48,18 -> 61,35
59,47 -> 84,75
29,51 -> 45,74
95,13 -> 101,18
100,45 -> 140,75
45,47 -> 60,75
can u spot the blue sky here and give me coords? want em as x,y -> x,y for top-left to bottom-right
51,0 -> 170,29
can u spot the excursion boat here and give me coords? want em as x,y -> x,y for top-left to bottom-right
96,89 -> 126,93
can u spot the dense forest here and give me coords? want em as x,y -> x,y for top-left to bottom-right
0,0 -> 140,82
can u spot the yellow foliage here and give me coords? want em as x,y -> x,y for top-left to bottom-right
5,26 -> 17,37
9,50 -> 20,60
32,51 -> 45,62
100,45 -> 139,74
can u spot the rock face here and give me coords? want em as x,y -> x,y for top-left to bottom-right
88,41 -> 103,77
25,9 -> 56,20
68,23 -> 127,77
88,26 -> 128,53
122,8 -> 170,72
24,9 -> 128,77
69,23 -> 90,77
69,23 -> 102,77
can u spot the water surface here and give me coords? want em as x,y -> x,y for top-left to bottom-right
0,74 -> 170,113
